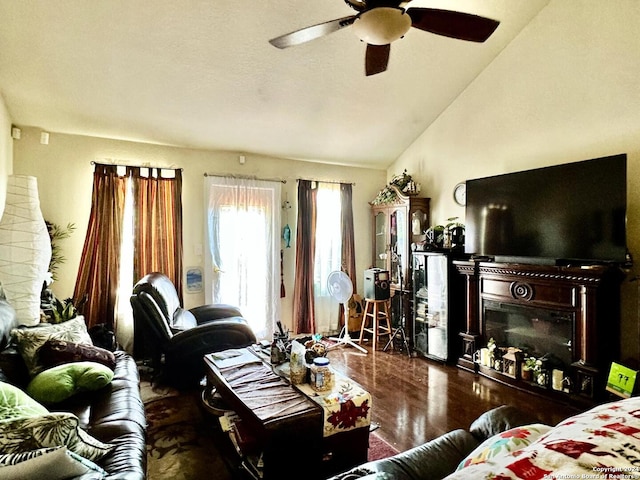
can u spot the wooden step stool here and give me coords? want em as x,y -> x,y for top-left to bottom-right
358,298 -> 392,351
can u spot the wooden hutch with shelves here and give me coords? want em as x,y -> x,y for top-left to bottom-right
370,186 -> 430,328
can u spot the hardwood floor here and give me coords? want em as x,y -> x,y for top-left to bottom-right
327,346 -> 581,454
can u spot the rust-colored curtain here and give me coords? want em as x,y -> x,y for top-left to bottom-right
131,168 -> 184,299
73,165 -> 127,329
292,180 -> 317,334
339,183 -> 356,327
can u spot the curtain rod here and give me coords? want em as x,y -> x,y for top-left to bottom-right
297,178 -> 356,186
204,173 -> 286,184
91,161 -> 182,171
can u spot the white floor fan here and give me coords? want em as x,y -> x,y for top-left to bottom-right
327,271 -> 368,354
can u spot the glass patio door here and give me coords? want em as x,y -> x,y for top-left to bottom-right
204,176 -> 281,340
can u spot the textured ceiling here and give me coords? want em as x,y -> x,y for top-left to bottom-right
0,0 -> 549,168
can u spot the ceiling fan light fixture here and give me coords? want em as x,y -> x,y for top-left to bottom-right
352,7 -> 411,45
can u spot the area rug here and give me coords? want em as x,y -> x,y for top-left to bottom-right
145,388 -> 234,480
368,433 -> 399,461
143,380 -> 399,479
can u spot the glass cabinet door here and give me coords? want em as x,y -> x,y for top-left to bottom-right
374,211 -> 387,270
413,254 -> 428,356
426,254 -> 448,360
390,207 -> 407,285
413,253 -> 449,361
411,208 -> 428,237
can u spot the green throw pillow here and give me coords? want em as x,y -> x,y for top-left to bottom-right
26,362 -> 114,404
0,381 -> 48,420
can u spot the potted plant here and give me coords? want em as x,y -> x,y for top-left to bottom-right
521,356 -> 549,386
426,217 -> 465,250
445,217 -> 465,249
522,356 -> 539,381
46,221 -> 76,281
426,224 -> 446,248
41,220 -> 76,322
50,297 -> 78,324
371,170 -> 420,205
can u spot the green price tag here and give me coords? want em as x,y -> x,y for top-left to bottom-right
606,362 -> 637,399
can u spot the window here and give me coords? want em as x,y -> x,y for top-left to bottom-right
293,180 -> 355,336
313,183 -> 342,334
204,177 -> 281,340
74,164 -> 182,355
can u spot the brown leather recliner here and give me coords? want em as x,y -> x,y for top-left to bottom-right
130,272 -> 256,386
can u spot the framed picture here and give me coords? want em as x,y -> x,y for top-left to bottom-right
186,267 -> 203,293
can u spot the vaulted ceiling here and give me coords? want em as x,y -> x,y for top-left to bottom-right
0,0 -> 550,168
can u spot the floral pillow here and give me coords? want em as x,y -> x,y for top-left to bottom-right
445,396 -> 640,480
457,423 -> 553,470
0,411 -> 114,462
11,317 -> 93,377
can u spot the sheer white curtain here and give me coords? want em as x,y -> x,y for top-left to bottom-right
204,176 -> 281,341
313,183 -> 342,335
115,175 -> 134,353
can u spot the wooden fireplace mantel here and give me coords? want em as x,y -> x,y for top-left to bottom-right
454,260 -> 625,405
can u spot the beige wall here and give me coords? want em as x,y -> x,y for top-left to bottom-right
7,0 -> 639,358
12,128 -> 386,330
0,95 -> 13,210
389,0 -> 640,360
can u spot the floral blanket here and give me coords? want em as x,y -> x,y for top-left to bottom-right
446,396 -> 640,480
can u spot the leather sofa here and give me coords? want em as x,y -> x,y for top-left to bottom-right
330,396 -> 640,480
0,315 -> 146,480
327,405 -> 540,480
130,272 -> 256,387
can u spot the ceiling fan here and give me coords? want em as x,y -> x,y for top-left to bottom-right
269,0 -> 500,76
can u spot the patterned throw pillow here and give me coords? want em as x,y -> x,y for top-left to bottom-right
0,382 -> 48,421
39,339 -> 116,371
11,317 -> 93,377
456,423 -> 553,470
0,446 -> 60,465
0,412 -> 114,462
0,446 -> 107,479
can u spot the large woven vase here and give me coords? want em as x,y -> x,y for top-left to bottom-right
0,175 -> 51,326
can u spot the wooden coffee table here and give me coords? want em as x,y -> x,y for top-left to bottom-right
204,348 -> 370,480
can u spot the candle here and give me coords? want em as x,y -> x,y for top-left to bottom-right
552,369 -> 564,391
480,348 -> 489,367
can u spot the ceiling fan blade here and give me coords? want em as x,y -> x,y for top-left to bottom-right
269,15 -> 357,49
344,0 -> 367,12
407,8 -> 499,43
346,0 -> 410,10
365,43 -> 390,76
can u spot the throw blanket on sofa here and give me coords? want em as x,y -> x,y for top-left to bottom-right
447,396 -> 640,480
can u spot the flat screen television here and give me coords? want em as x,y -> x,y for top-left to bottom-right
465,154 -> 627,265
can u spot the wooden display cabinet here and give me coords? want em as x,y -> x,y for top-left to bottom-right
370,186 -> 430,328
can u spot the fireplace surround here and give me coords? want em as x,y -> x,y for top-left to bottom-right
454,260 -> 625,405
